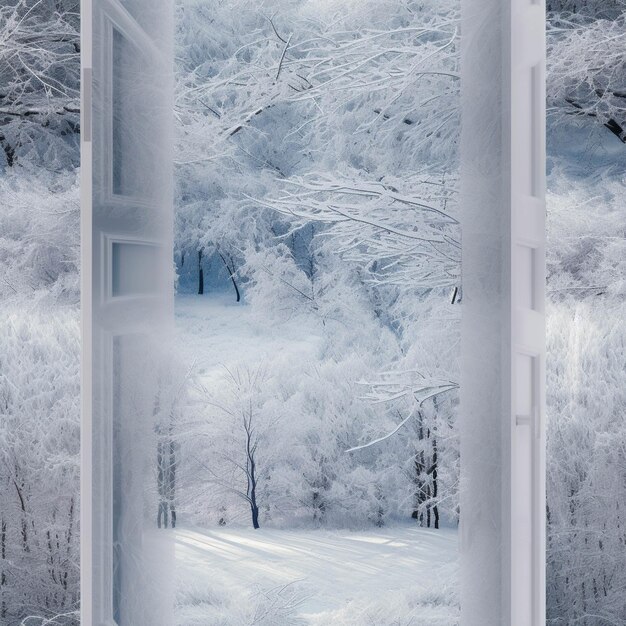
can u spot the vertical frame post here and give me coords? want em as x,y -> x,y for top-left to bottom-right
510,0 -> 546,623
80,0 -> 94,623
81,0 -> 173,623
460,0 -> 545,623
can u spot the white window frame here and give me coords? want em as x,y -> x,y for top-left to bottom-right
81,0 -> 173,624
509,1 -> 546,623
81,0 -> 546,623
460,0 -> 546,624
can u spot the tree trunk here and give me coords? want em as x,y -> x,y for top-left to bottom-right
168,438 -> 177,529
218,252 -> 240,302
412,407 -> 440,529
1,516 -> 6,620
246,426 -> 260,529
412,410 -> 427,523
432,436 -> 439,529
157,501 -> 168,529
312,461 -> 328,523
251,503 -> 260,530
248,465 -> 260,529
13,474 -> 30,553
157,439 -> 166,528
249,459 -> 260,530
197,249 -> 204,295
157,438 -> 177,529
63,496 -> 75,602
156,386 -> 177,530
426,470 -> 432,528
0,135 -> 16,167
375,484 -> 385,527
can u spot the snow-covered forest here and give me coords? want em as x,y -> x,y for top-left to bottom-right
0,0 -> 624,624
173,0 -> 461,534
173,4 -> 462,620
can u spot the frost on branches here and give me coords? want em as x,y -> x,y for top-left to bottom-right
173,0 -> 462,538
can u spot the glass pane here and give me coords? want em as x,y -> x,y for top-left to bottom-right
112,335 -> 174,625
111,28 -> 158,200
111,241 -> 161,297
88,3 -> 174,623
172,2 -> 462,623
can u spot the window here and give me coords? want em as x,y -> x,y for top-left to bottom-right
81,1 -> 546,624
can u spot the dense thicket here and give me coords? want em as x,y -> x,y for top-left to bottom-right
545,13 -> 626,622
0,0 -> 80,171
0,2 -> 80,623
545,175 -> 626,624
547,0 -> 624,19
0,310 -> 80,625
548,5 -> 626,144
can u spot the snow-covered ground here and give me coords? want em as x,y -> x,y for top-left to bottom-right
173,295 -> 459,624
173,524 -> 459,625
175,293 -> 323,377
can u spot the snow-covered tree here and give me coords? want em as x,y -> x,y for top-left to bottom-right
547,0 -> 623,18
548,7 -> 626,143
545,172 -> 626,624
175,0 -> 460,294
0,4 -> 81,622
183,365 -> 285,529
0,170 -> 79,303
0,0 -> 80,170
0,307 -> 80,625
173,0 -> 462,531
546,301 -> 626,624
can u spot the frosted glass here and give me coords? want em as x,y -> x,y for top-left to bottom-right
111,241 -> 160,297
84,0 -> 174,624
515,245 -> 537,310
111,27 -> 159,200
